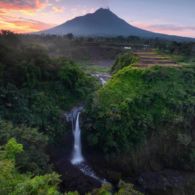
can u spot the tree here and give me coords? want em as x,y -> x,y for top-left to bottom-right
4,138 -> 23,160
111,52 -> 139,74
0,139 -> 61,195
65,33 -> 74,40
0,120 -> 50,174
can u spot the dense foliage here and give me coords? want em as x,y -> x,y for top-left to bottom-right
0,31 -> 99,193
156,41 -> 194,57
65,181 -> 143,195
111,52 -> 139,74
0,138 -> 61,195
0,138 -> 143,195
85,65 -> 195,171
1,30 -> 195,194
0,120 -> 50,174
0,31 -> 97,143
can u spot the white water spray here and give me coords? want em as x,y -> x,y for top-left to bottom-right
71,112 -> 84,165
100,77 -> 106,85
67,73 -> 110,182
69,108 -> 107,183
91,73 -> 110,86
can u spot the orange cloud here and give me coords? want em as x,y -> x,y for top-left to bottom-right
0,0 -> 52,33
0,0 -> 47,11
0,10 -> 6,14
0,16 -> 55,33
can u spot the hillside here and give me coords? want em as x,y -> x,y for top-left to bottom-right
84,65 -> 195,193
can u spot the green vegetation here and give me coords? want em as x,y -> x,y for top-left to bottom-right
65,182 -> 143,195
0,120 -> 50,174
1,30 -> 195,194
0,138 -> 143,195
89,182 -> 142,195
0,138 -> 61,195
21,34 -> 123,64
85,65 -> 195,172
81,64 -> 111,74
111,52 -> 139,74
156,40 -> 195,66
0,31 -> 99,194
156,41 -> 194,57
0,31 -> 97,143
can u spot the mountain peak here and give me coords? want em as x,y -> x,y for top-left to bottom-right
95,8 -> 111,12
94,8 -> 113,15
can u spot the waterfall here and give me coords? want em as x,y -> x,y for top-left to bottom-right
65,74 -> 110,183
100,77 -> 106,85
68,107 -> 107,183
91,73 -> 110,86
71,112 -> 84,165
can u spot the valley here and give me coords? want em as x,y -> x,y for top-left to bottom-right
0,30 -> 195,194
0,4 -> 195,195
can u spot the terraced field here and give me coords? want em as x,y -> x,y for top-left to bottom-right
134,50 -> 180,68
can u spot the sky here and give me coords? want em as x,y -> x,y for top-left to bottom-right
0,0 -> 194,37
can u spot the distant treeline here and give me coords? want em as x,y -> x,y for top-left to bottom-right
1,30 -> 194,59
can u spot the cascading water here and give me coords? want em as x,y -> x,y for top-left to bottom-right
71,112 -> 84,165
91,73 -> 110,86
66,75 -> 109,183
100,77 -> 106,85
68,107 -> 106,183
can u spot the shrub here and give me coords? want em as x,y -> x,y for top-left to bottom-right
111,52 -> 139,74
0,120 -> 50,174
0,139 -> 61,195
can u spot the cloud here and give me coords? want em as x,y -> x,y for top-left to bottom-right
0,0 -> 53,33
130,21 -> 195,38
0,10 -> 6,14
0,0 -> 47,11
148,24 -> 195,32
0,16 -> 55,33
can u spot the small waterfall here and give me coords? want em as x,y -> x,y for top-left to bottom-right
100,77 -> 106,85
65,76 -> 110,183
67,107 -> 107,184
91,73 -> 111,86
71,112 -> 84,165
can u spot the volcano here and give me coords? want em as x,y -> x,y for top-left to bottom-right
39,8 -> 194,41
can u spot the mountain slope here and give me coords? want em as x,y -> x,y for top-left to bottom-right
39,8 -> 194,41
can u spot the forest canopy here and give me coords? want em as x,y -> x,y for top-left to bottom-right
85,65 -> 195,172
